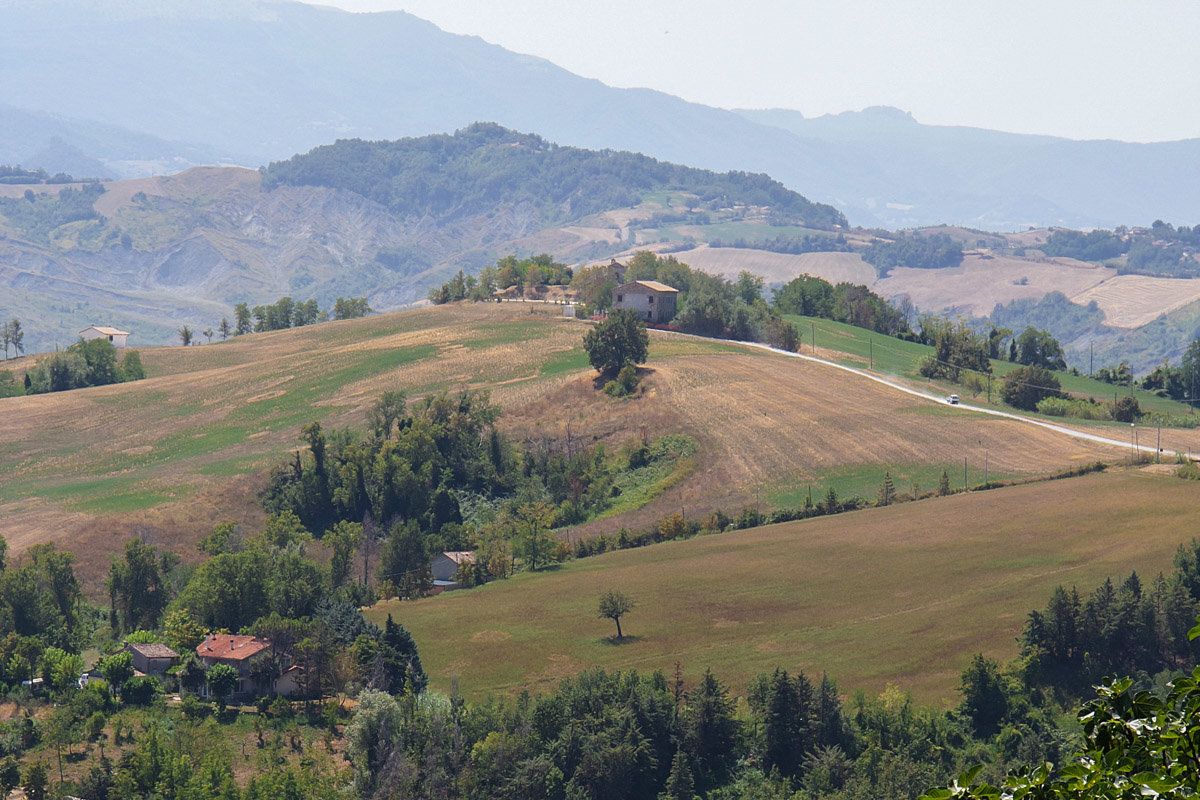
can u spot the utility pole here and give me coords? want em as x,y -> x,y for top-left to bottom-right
987,373 -> 992,404
1157,424 -> 1161,464
811,322 -> 816,355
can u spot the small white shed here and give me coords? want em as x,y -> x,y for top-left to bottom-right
80,325 -> 130,348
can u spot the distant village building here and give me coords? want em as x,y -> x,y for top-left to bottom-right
80,325 -> 130,347
611,280 -> 678,324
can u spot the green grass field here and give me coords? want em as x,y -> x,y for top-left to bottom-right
373,469 -> 1200,705
783,314 -> 1194,418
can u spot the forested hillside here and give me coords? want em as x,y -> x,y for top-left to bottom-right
262,123 -> 846,230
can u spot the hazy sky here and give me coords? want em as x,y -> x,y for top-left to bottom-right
302,0 -> 1200,143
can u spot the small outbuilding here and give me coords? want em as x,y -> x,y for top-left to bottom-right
80,325 -> 130,347
431,551 -> 476,584
123,642 -> 179,677
612,280 -> 678,324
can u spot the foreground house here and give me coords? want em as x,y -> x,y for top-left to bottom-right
611,280 -> 678,323
196,634 -> 272,697
79,325 -> 130,347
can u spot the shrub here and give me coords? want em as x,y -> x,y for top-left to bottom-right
1111,394 -> 1142,422
1001,365 -> 1064,410
121,676 -> 163,707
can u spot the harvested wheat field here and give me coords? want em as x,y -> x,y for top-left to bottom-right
374,468 -> 1198,705
874,255 -> 1114,317
1071,273 -> 1200,328
0,302 -> 1134,587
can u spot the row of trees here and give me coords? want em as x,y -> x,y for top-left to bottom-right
175,295 -> 373,346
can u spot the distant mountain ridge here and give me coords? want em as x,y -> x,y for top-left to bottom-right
3,0 -> 1200,230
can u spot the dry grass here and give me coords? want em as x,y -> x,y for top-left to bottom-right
0,302 -> 1158,591
373,468 -> 1196,705
1071,274 -> 1200,328
874,255 -> 1114,317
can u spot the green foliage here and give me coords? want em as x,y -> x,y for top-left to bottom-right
991,292 -> 1106,364
332,296 -> 371,320
862,232 -> 964,276
773,274 -> 911,337
206,662 -> 239,710
1000,365 -> 1064,411
1013,326 -> 1066,370
22,337 -> 144,395
263,123 -> 846,230
107,537 -> 171,633
100,651 -> 134,698
0,182 -> 105,244
597,589 -> 634,639
585,310 -> 650,375
1042,227 -> 1129,261
604,364 -> 640,397
918,317 -> 992,382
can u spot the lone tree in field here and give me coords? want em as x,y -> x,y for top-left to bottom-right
584,309 -> 649,377
598,588 -> 634,639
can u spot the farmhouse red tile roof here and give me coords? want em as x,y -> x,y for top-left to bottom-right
126,642 -> 178,659
197,634 -> 270,661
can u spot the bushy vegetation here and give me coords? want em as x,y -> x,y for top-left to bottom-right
773,274 -> 913,337
22,339 -> 144,395
263,390 -> 697,583
0,182 -> 105,243
262,122 -> 846,230
862,232 -> 964,276
1041,227 -> 1129,261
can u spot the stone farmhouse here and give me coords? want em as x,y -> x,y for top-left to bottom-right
123,642 -> 179,677
611,280 -> 678,324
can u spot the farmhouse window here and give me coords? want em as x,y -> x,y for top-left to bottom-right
648,296 -> 655,304
617,294 -> 623,302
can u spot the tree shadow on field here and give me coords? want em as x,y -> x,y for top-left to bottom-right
591,366 -> 655,391
600,634 -> 642,646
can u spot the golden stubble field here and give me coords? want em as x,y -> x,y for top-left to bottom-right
0,302 -> 1152,587
374,468 -> 1200,705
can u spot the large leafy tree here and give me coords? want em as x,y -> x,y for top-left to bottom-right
1000,364 -> 1064,411
584,310 -> 649,376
